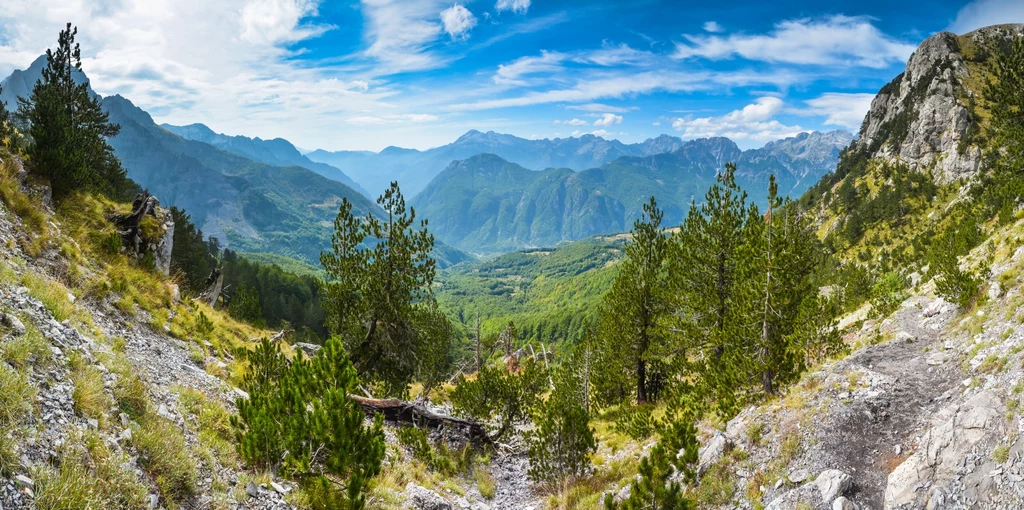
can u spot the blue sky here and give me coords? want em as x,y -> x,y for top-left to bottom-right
1,0 -> 1022,151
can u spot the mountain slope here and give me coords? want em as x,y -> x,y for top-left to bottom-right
306,129 -> 824,198
161,123 -> 371,198
413,131 -> 853,254
0,54 -> 92,108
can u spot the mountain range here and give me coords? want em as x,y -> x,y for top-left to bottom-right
307,130 -> 714,198
413,130 -> 854,254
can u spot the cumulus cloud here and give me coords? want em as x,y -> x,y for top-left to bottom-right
240,0 -> 331,45
593,113 -> 623,127
554,118 -> 588,126
798,92 -> 875,130
673,15 -> 916,68
671,97 -> 805,144
948,0 -> 1024,34
495,0 -> 531,14
703,21 -> 723,33
440,4 -> 477,40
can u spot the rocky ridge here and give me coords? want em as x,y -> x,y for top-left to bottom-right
856,24 -> 1024,183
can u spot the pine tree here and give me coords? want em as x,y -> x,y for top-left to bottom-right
670,163 -> 748,413
231,336 -> 385,509
320,182 -> 450,396
0,85 -> 12,146
595,197 -> 671,405
169,206 -> 217,295
450,357 -> 547,441
734,176 -> 822,395
17,23 -> 133,200
229,284 -> 263,325
525,361 -> 596,485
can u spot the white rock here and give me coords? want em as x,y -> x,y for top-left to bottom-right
815,469 -> 852,502
245,481 -> 259,498
832,496 -> 855,510
271,481 -> 289,494
926,352 -> 948,366
788,468 -> 809,483
896,331 -> 916,342
119,428 -> 133,442
989,282 -> 1003,300
406,483 -> 452,510
14,475 -> 34,487
233,388 -> 250,400
697,433 -> 731,474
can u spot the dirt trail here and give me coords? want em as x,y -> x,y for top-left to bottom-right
817,299 -> 962,509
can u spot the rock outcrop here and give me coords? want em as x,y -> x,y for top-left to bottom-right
855,24 -> 1024,183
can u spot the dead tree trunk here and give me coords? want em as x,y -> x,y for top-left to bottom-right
113,190 -> 160,259
349,395 -> 491,445
199,268 -> 223,307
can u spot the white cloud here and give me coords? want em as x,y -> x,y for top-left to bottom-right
671,97 -> 805,144
440,4 -> 477,40
493,50 -> 566,85
652,121 -> 661,126
703,21 -> 723,33
362,0 -> 445,73
567,103 -> 630,113
673,15 -> 916,68
948,0 -> 1024,34
240,0 -> 330,45
495,0 -> 530,14
346,113 -> 439,125
593,113 -> 623,127
798,92 -> 874,130
580,44 -> 653,66
554,118 -> 588,126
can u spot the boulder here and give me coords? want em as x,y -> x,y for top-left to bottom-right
697,433 -> 731,475
815,469 -> 852,502
406,483 -> 452,510
832,496 -> 855,510
1,313 -> 26,336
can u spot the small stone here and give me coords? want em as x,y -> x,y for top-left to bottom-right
120,413 -> 130,427
989,282 -> 1003,300
157,404 -> 172,419
895,444 -> 902,455
1,313 -> 26,336
233,388 -> 250,400
87,418 -> 99,430
119,428 -> 133,442
926,352 -> 948,366
832,496 -> 855,510
788,469 -> 809,483
896,331 -> 915,343
67,292 -> 76,304
245,481 -> 259,498
14,475 -> 33,488
148,494 -> 159,509
271,481 -> 289,494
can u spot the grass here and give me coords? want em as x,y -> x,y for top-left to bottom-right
133,416 -> 197,503
33,432 -> 149,510
1,320 -> 52,370
21,271 -> 75,322
0,364 -> 33,429
474,466 -> 496,499
746,422 -> 766,446
695,461 -> 737,506
0,154 -> 50,256
543,457 -> 639,510
993,444 -> 1010,464
70,351 -> 111,424
978,354 -> 1008,374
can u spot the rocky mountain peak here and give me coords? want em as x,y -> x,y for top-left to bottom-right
855,24 -> 1024,183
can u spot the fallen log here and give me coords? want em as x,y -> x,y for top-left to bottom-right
349,395 -> 491,445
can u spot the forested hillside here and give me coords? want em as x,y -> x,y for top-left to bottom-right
413,130 -> 851,254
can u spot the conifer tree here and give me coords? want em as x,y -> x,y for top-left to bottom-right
595,197 -> 670,405
670,163 -> 748,412
232,336 -> 385,509
320,182 -> 451,396
229,284 -> 263,326
0,85 -> 11,146
169,206 -> 217,295
450,357 -> 547,441
734,176 -> 822,395
17,23 -> 133,200
525,360 -> 596,484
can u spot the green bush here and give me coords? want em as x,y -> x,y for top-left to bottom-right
869,271 -> 908,318
525,376 -> 596,484
231,336 -> 385,509
451,358 -> 547,441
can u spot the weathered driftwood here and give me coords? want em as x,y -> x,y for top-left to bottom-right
349,395 -> 490,444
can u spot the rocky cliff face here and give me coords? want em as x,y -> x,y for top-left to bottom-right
856,24 -> 1024,183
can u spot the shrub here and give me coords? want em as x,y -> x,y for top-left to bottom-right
613,404 -> 655,441
451,358 -> 547,441
869,271 -> 908,318
526,371 -> 597,485
231,336 -> 385,509
397,426 -> 454,474
70,353 -> 110,422
604,420 -> 698,510
474,466 -> 496,499
1,321 -> 51,369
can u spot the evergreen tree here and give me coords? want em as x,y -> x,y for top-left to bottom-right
231,337 -> 385,509
525,362 -> 596,485
595,197 -> 671,405
0,85 -> 12,147
670,163 -> 748,413
169,206 -> 217,295
734,176 -> 823,395
17,23 -> 133,200
320,182 -> 450,396
450,357 -> 547,441
229,284 -> 263,325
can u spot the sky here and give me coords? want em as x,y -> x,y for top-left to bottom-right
1,0 -> 1022,152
